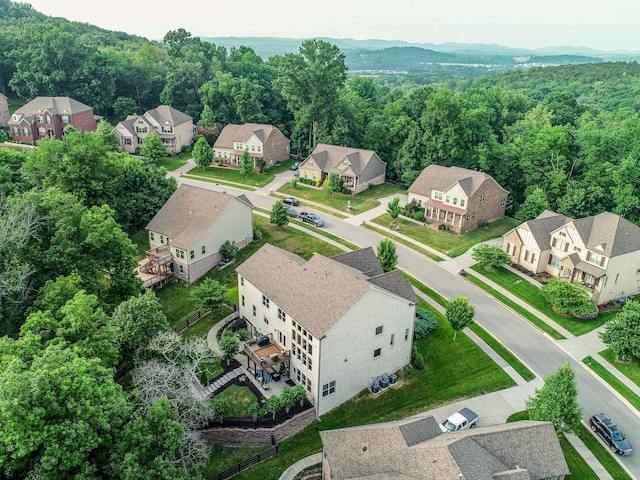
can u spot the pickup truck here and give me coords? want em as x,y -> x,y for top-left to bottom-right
439,407 -> 479,433
299,212 -> 324,227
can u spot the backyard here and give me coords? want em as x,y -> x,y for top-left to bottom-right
276,181 -> 407,215
372,214 -> 519,258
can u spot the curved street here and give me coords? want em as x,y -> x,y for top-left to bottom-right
174,166 -> 640,478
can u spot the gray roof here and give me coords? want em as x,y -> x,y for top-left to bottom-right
145,184 -> 253,249
213,123 -> 283,148
567,211 -> 640,258
144,105 -> 192,126
9,96 -> 93,125
236,244 -> 416,338
408,164 -> 507,197
367,270 -> 418,304
518,210 -> 571,249
331,247 -> 384,277
301,143 -> 386,176
320,418 -> 569,480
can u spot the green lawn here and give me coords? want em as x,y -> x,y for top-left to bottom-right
363,223 -> 444,261
372,214 -> 519,258
199,359 -> 223,385
277,182 -> 406,216
470,265 -> 613,336
233,312 -> 515,480
582,355 -> 640,411
214,385 -> 259,417
575,422 -> 633,480
599,349 -> 640,387
130,230 -> 150,260
180,310 -> 228,339
199,445 -> 266,479
464,270 -> 566,340
187,165 -> 276,188
181,174 -> 256,191
157,150 -> 191,171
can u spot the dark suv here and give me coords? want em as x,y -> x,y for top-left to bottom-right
589,413 -> 632,456
282,197 -> 299,206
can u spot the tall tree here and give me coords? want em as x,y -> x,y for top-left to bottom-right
193,135 -> 214,169
325,172 -> 342,198
516,186 -> 550,221
191,278 -> 228,312
377,238 -> 398,273
239,148 -> 253,176
526,363 -> 582,436
386,197 -> 401,220
600,300 -> 640,361
446,296 -> 475,340
270,201 -> 289,229
471,244 -> 510,271
139,131 -> 166,164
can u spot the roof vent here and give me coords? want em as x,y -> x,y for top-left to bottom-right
323,269 -> 328,277
189,209 -> 192,215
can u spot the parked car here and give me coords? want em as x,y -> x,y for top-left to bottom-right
439,407 -> 479,433
590,413 -> 632,455
293,169 -> 300,177
286,206 -> 298,218
218,258 -> 231,268
290,161 -> 301,170
299,212 -> 324,227
282,197 -> 299,206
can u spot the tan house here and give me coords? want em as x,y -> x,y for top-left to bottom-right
298,144 -> 387,194
114,105 -> 195,155
144,184 -> 254,284
408,165 -> 509,234
0,93 -> 9,127
321,416 -> 569,480
8,96 -> 97,144
504,211 -> 640,305
236,245 -> 417,416
213,123 -> 290,168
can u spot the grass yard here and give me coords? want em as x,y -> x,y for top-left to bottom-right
180,310 -> 227,339
470,265 -> 613,336
507,411 -> 603,480
599,349 -> 640,387
363,223 -> 444,261
233,312 -> 515,480
156,150 -> 191,171
372,214 -> 519,258
464,270 -> 566,340
181,174 -> 256,191
200,445 -> 266,479
130,230 -> 150,260
582,355 -> 640,411
187,165 -> 276,188
277,182 -> 406,216
214,385 -> 259,417
199,359 -> 223,385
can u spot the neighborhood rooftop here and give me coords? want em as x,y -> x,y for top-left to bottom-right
12,96 -> 93,117
307,143 -> 385,176
235,244 -> 416,338
215,123 -> 281,146
408,164 -> 507,197
145,184 -> 253,249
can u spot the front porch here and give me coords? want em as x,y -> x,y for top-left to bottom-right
424,202 -> 466,234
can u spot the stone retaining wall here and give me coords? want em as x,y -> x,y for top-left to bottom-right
202,408 -> 316,447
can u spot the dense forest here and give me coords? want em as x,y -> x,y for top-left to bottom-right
2,2 -> 640,477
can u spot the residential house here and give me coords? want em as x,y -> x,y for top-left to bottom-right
213,123 -> 290,168
504,211 -> 640,305
320,416 -> 569,480
408,165 -> 509,234
114,105 -> 195,155
235,244 -> 417,416
7,96 -> 97,144
0,93 -> 9,127
298,144 -> 387,194
144,184 -> 254,284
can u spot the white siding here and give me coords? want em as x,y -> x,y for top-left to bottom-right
597,252 -> 640,304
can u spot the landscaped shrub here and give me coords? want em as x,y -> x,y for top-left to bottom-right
540,278 -> 597,316
413,210 -> 425,221
236,328 -> 249,341
342,187 -> 352,195
403,199 -> 420,215
413,353 -> 425,370
414,307 -> 438,339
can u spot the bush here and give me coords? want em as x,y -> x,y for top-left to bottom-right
236,328 -> 249,341
290,179 -> 297,188
413,210 -> 426,221
540,278 -> 597,316
342,187 -> 352,195
414,308 -> 438,339
404,199 -> 420,214
413,353 -> 425,370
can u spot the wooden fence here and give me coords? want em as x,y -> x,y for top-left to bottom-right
208,439 -> 278,480
173,308 -> 209,334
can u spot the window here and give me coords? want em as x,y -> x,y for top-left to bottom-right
479,194 -> 486,203
23,128 -> 30,136
241,277 -> 244,286
190,250 -> 194,260
278,308 -> 285,321
435,192 -> 443,201
445,195 -> 450,203
552,237 -> 568,251
61,115 -> 70,124
472,212 -> 476,219
161,126 -> 172,133
252,305 -> 256,317
241,295 -> 245,306
251,145 -> 255,151
524,250 -> 536,263
36,115 -> 44,123
636,268 -> 640,275
587,251 -> 604,267
177,249 -> 185,259
257,145 -> 261,152
262,295 -> 270,308
501,198 -> 506,207
390,334 -> 395,346
178,265 -> 184,274
38,127 -> 46,136
124,138 -> 132,145
548,255 -> 561,268
201,245 -> 206,254
149,232 -> 155,241
160,235 -> 165,244
375,325 -> 383,336
453,197 -> 458,206
322,381 -> 336,397
12,127 -> 18,136
460,199 -> 465,207
405,328 -> 410,341
135,126 -> 147,133
264,315 -> 269,325
45,116 -> 52,124
373,348 -> 381,358
506,243 -> 516,255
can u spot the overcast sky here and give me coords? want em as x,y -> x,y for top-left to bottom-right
22,0 -> 640,52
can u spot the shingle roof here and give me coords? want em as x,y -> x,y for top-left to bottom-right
213,123 -> 281,148
145,184 -> 252,249
9,96 -> 93,126
519,210 -> 571,249
331,247 -> 384,277
236,244 -> 415,338
408,164 -> 507,197
569,211 -> 640,258
302,143 -> 385,176
144,105 -> 192,126
367,270 -> 418,304
320,418 -> 568,480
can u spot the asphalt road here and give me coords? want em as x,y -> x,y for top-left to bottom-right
178,174 -> 640,477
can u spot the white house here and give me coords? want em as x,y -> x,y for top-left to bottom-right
235,245 -> 417,416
